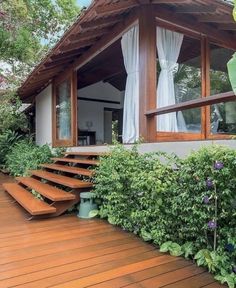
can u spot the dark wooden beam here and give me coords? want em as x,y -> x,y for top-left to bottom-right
218,23 -> 236,31
80,15 -> 124,29
60,39 -> 96,53
198,15 -> 235,23
44,58 -> 74,69
95,0 -> 138,15
139,5 -> 156,142
69,28 -> 109,42
175,5 -> 217,14
146,91 -> 235,117
51,49 -> 83,61
152,0 -> 187,3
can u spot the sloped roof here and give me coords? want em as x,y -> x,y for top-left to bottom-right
18,0 -> 236,101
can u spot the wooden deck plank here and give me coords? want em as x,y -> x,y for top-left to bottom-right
52,157 -> 100,165
16,177 -> 76,201
3,183 -> 56,215
0,173 -> 225,288
30,170 -> 93,188
41,163 -> 94,177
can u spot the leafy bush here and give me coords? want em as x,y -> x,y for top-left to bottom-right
5,139 -> 64,176
93,144 -> 236,287
0,130 -> 23,167
0,92 -> 28,134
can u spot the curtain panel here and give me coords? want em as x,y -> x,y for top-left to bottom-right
121,25 -> 139,143
156,27 -> 184,132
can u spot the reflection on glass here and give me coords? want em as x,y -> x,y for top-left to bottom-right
209,44 -> 235,134
56,80 -> 71,140
156,35 -> 202,133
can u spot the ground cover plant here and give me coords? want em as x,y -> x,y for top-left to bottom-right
93,144 -> 236,287
5,139 -> 64,176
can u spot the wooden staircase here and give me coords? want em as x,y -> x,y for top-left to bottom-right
2,151 -> 104,220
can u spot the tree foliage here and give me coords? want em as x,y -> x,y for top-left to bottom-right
0,0 -> 80,87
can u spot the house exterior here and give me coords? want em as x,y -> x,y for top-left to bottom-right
18,0 -> 236,157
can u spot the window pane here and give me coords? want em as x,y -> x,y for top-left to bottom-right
209,44 -> 234,134
175,36 -> 201,103
56,80 -> 71,140
156,32 -> 202,133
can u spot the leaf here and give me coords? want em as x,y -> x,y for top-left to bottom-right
88,210 -> 99,218
160,241 -> 172,253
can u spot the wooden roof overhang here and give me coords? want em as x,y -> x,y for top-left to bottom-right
18,0 -> 236,102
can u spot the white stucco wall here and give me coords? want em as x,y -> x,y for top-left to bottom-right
78,82 -> 124,143
68,140 -> 236,158
35,85 -> 52,146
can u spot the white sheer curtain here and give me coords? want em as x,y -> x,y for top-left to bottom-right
121,25 -> 139,143
156,27 -> 184,132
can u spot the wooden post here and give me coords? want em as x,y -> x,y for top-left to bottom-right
139,5 -> 156,142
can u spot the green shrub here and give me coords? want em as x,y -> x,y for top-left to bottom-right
93,144 -> 236,287
5,139 -> 64,176
0,130 -> 23,167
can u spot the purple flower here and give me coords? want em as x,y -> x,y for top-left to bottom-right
203,196 -> 210,204
214,161 -> 224,170
206,178 -> 214,189
233,266 -> 236,274
207,220 -> 217,229
225,243 -> 235,253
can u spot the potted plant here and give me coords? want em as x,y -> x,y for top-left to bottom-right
227,1 -> 236,94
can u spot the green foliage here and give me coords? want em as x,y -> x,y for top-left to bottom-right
5,139 -> 63,176
0,92 -> 28,133
0,130 -> 22,167
93,144 -> 236,287
160,241 -> 183,257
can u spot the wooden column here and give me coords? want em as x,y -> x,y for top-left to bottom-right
139,5 -> 156,142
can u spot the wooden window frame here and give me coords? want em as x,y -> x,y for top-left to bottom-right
154,21 -> 205,142
52,70 -> 77,147
145,19 -> 236,143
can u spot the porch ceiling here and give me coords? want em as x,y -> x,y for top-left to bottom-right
18,0 -> 236,102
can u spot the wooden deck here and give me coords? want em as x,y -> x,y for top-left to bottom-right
0,173 -> 225,288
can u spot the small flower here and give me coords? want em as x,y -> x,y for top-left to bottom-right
214,161 -> 224,170
207,220 -> 217,229
225,243 -> 235,253
203,196 -> 210,204
233,266 -> 236,274
206,178 -> 214,189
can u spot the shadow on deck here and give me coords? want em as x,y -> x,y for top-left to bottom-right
0,173 -> 225,288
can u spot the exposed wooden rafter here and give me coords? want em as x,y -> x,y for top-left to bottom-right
151,0 -> 188,3
51,48 -> 85,61
80,15 -> 124,29
95,0 -> 138,15
175,5 -> 217,14
69,28 -> 108,42
60,39 -> 96,53
218,23 -> 236,31
198,15 -> 235,23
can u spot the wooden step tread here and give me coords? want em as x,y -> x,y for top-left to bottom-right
64,151 -> 108,156
16,177 -> 75,201
2,183 -> 56,215
30,170 -> 93,189
52,157 -> 99,166
41,164 -> 93,177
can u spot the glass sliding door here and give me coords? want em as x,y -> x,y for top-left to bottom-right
53,71 -> 77,147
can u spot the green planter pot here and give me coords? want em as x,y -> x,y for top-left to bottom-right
227,52 -> 236,95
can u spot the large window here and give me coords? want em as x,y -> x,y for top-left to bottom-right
209,44 -> 235,135
56,80 -> 71,140
156,28 -> 202,135
52,71 -> 77,147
